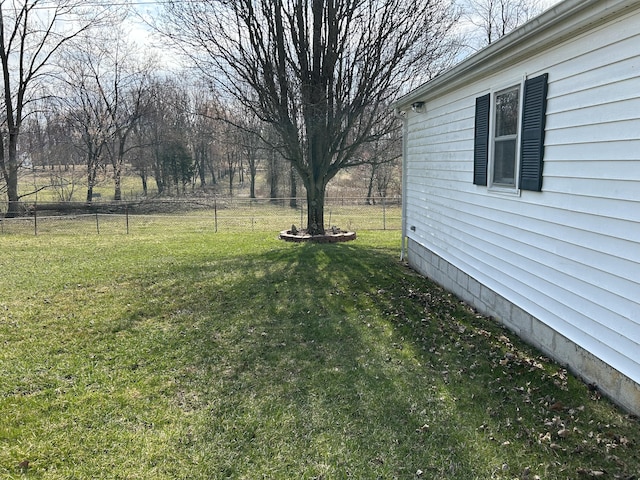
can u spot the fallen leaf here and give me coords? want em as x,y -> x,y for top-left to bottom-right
577,469 -> 607,477
416,424 -> 430,432
549,401 -> 565,411
558,428 -> 571,438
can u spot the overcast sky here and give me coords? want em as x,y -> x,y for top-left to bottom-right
125,0 -> 567,73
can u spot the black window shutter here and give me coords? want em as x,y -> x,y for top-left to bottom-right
519,73 -> 548,191
473,93 -> 490,186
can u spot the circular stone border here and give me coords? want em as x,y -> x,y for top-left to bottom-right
279,230 -> 357,243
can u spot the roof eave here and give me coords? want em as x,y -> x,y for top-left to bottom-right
393,0 -> 640,111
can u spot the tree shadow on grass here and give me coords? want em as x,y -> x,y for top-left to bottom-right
152,241 -> 495,478
6,236 -> 637,478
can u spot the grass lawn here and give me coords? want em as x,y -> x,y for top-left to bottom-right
1,230 -> 638,479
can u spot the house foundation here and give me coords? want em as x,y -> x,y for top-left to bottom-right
406,238 -> 640,416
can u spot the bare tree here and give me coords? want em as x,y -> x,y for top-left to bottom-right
263,125 -> 285,200
465,0 -> 544,47
0,1 -> 112,216
62,47 -> 113,202
68,78 -> 110,203
22,110 -> 83,200
138,77 -> 194,196
362,127 -> 402,205
109,85 -> 152,199
233,107 -> 264,199
69,26 -> 154,200
218,115 -> 241,196
242,129 -> 261,199
190,85 -> 219,189
101,43 -> 154,201
159,0 -> 458,234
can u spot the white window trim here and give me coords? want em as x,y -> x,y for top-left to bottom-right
487,76 -> 526,195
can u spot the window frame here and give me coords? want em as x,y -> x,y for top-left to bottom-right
487,78 -> 525,194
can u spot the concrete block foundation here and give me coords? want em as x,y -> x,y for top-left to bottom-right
406,238 -> 640,416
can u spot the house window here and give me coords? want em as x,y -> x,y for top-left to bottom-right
473,73 -> 548,192
492,86 -> 520,187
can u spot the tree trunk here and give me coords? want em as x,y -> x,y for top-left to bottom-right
4,130 -> 21,217
140,171 -> 148,196
86,158 -> 99,203
268,151 -> 279,201
113,135 -> 127,201
153,163 -> 164,195
305,180 -> 326,235
4,165 -> 19,217
227,153 -> 234,196
5,164 -> 19,217
289,164 -> 297,208
366,164 -> 376,205
249,157 -> 257,199
210,166 -> 216,185
197,147 -> 207,187
113,164 -> 122,201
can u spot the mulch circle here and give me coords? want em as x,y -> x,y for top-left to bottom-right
279,229 -> 357,243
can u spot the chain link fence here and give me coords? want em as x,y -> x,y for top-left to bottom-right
0,197 -> 401,236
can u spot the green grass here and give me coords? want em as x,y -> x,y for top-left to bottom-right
1,230 -> 638,479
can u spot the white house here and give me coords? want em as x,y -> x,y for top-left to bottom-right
393,0 -> 640,414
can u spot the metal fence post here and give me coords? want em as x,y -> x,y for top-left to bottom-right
383,197 -> 386,230
95,213 -> 100,234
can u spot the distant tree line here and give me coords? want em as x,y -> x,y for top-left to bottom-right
19,42 -> 310,204
1,0 -> 545,219
8,30 -> 402,209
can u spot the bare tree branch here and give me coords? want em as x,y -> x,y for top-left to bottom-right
156,0 -> 459,234
464,0 -> 544,48
0,0 -> 117,216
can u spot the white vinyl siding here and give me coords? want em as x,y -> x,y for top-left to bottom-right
404,6 -> 640,384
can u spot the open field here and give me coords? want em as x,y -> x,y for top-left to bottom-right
1,230 -> 638,479
11,163 -> 399,205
